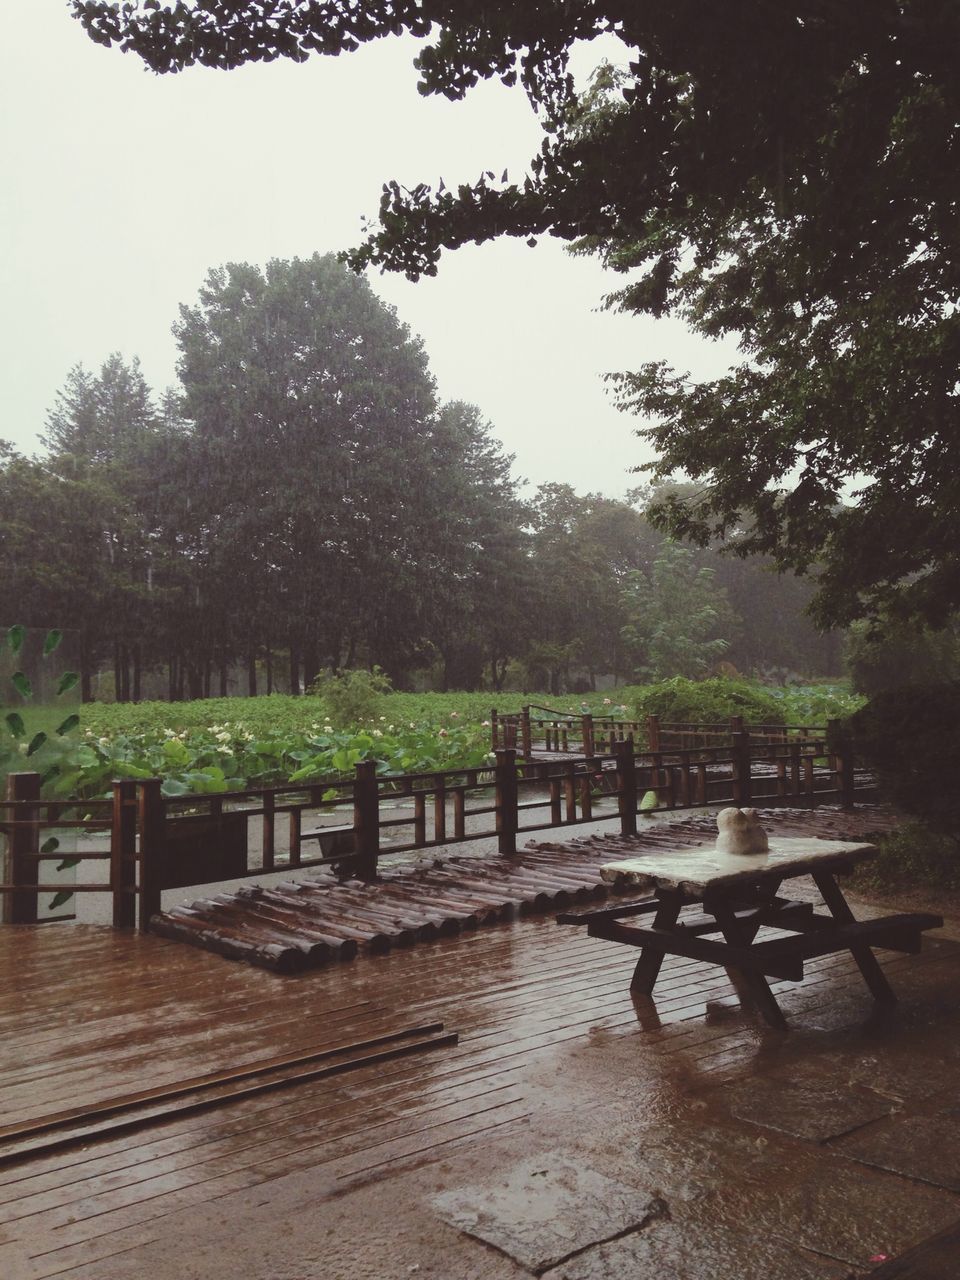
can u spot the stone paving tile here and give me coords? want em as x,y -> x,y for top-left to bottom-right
541,1218 -> 850,1280
723,1076 -> 893,1142
575,1117 -> 960,1273
717,1156 -> 960,1269
832,1114 -> 960,1192
432,1155 -> 666,1273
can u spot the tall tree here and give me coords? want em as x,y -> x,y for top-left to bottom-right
420,401 -> 531,690
619,542 -> 739,682
525,485 -> 659,691
35,355 -> 186,700
75,2 -> 960,629
174,253 -> 442,689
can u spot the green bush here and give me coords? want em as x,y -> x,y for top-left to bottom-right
308,667 -> 392,729
853,822 -> 960,892
845,617 -> 960,697
847,682 -> 960,839
634,677 -> 787,730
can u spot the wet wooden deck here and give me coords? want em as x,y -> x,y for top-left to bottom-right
2,913 -> 959,1274
2,807 -> 958,1279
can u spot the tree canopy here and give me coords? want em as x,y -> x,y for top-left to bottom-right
72,1 -> 960,630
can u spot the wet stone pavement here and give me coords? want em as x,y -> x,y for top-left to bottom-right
1,844 -> 959,1279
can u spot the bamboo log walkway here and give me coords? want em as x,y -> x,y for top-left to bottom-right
151,805 -> 904,973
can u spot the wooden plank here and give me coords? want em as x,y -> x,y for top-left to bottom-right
0,1022 -> 446,1145
588,918 -> 805,981
755,912 -> 943,965
0,1031 -> 459,1168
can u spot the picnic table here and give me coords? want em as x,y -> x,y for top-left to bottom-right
559,838 -> 942,1029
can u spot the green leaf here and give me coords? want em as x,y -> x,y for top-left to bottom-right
56,671 -> 80,696
56,714 -> 80,736
322,787 -> 338,802
162,738 -> 191,766
289,762 -> 323,782
56,856 -> 81,871
114,762 -> 154,779
7,625 -> 25,655
40,765 -> 61,786
160,778 -> 191,797
12,671 -> 32,700
5,712 -> 25,738
42,629 -> 63,657
26,732 -> 47,756
47,890 -> 74,911
40,836 -> 60,853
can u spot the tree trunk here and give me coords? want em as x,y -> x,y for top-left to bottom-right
265,645 -> 274,695
118,643 -> 130,702
302,641 -> 320,692
132,645 -> 141,703
288,638 -> 300,695
247,650 -> 258,697
219,662 -> 228,697
80,637 -> 93,703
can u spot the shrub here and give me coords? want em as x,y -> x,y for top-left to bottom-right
633,677 -> 786,730
846,682 -> 960,839
309,667 -> 392,729
845,617 -> 960,697
853,822 -> 960,893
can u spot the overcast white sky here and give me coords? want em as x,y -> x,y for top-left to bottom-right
2,2 -> 740,497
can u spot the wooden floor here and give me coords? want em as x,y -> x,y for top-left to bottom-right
2,904 -> 959,1277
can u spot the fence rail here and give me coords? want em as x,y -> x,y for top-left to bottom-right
491,706 -> 828,757
0,720 -> 871,933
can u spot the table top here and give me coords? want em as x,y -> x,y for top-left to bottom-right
599,837 -> 877,897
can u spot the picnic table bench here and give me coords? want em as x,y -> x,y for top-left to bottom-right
559,838 -> 942,1029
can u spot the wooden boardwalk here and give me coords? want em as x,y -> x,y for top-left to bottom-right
1,807 -> 957,1279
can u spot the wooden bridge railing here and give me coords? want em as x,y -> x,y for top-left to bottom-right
0,724 -> 869,933
491,705 -> 827,756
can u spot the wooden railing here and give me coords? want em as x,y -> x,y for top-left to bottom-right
491,706 -> 828,756
0,726 -> 871,933
0,773 -> 115,926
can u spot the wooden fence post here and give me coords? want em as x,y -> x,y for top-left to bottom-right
353,760 -> 380,881
111,779 -> 137,929
4,772 -> 40,925
490,708 -> 498,752
495,748 -> 518,856
839,736 -> 856,809
615,737 -> 638,837
520,706 -> 532,759
137,778 -> 165,931
730,715 -> 744,743
731,731 -> 752,806
828,719 -> 856,809
646,714 -> 661,752
581,713 -> 595,759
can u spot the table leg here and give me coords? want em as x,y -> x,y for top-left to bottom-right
812,870 -> 896,1005
630,891 -> 683,995
709,897 -> 788,1030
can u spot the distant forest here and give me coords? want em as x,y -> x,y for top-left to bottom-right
1,254 -> 840,702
